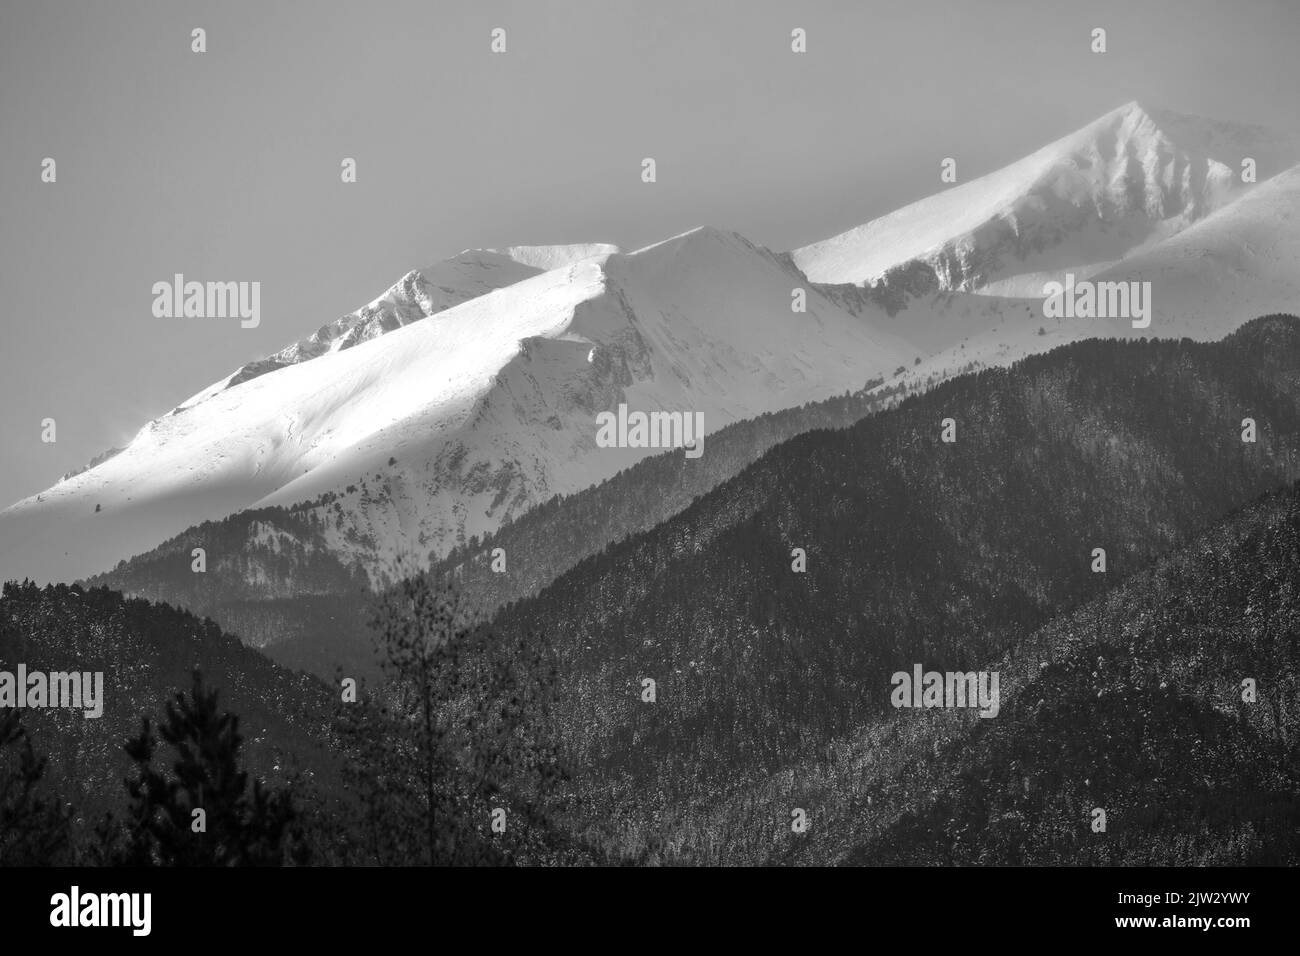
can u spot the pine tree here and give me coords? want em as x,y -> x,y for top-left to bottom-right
343,567 -> 568,865
118,671 -> 306,866
0,709 -> 72,865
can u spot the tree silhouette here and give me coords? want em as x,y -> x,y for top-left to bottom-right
0,709 -> 71,865
118,671 -> 306,866
337,566 -> 568,865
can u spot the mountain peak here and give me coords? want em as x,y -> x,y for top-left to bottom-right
1114,97 -> 1163,117
628,225 -> 754,258
792,100 -> 1299,290
1094,99 -> 1297,161
1108,98 -> 1193,132
473,243 -> 620,271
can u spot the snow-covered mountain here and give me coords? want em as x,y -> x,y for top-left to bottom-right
4,100 -> 1299,589
0,229 -> 911,584
886,161 -> 1300,391
177,243 -> 620,408
793,101 -> 1299,298
798,101 -> 1300,392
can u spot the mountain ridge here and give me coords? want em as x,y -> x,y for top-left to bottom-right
792,99 -> 1300,296
2,227 -> 911,584
7,101 -> 1300,591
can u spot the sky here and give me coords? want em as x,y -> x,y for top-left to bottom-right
2,0 -> 1299,508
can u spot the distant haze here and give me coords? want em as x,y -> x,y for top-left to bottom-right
2,0 -> 1299,508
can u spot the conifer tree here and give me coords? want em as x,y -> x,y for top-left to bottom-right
0,709 -> 71,865
346,566 -> 568,865
119,671 -> 306,866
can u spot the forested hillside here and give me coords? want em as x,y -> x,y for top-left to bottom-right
38,317 -> 1300,866
485,316 -> 1300,857
0,581 -> 581,865
829,480 -> 1299,866
0,582 -> 339,831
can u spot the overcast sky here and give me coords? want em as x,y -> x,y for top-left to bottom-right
2,0 -> 1298,508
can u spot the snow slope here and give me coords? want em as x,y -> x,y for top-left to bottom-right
787,101 -> 1300,398
176,243 -> 619,410
876,163 -> 1300,395
792,101 -> 1299,297
0,229 -> 911,584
